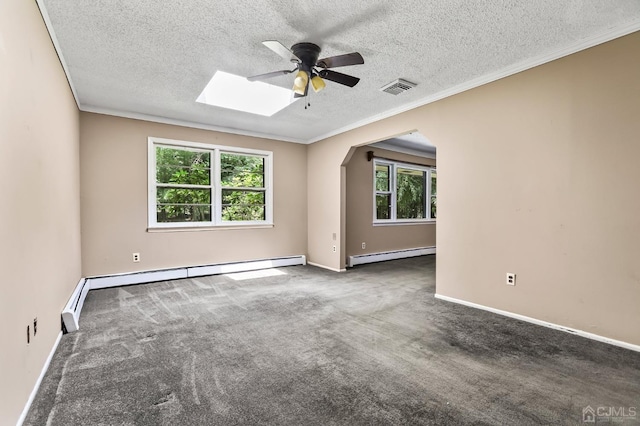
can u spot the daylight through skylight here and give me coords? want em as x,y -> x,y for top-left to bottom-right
196,71 -> 296,116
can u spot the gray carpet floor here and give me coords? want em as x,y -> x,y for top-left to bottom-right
26,256 -> 640,425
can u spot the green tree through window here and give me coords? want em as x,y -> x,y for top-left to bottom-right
396,167 -> 425,219
156,146 -> 211,222
374,160 -> 436,221
375,164 -> 391,219
151,141 -> 271,226
220,153 -> 266,221
430,170 -> 437,219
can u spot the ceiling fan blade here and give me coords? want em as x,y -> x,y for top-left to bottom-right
247,69 -> 295,82
318,69 -> 360,87
262,40 -> 300,62
317,52 -> 364,68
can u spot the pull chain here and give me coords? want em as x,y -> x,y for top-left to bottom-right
304,80 -> 311,109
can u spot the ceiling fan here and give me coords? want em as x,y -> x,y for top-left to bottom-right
247,41 -> 364,98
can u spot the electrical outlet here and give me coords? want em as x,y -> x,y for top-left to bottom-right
33,318 -> 37,336
506,273 -> 516,286
132,252 -> 140,262
332,245 -> 336,253
361,242 -> 366,249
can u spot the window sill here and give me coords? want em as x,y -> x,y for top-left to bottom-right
147,223 -> 274,232
373,220 -> 436,227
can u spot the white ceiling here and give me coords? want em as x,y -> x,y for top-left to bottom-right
39,1 -> 640,144
370,132 -> 437,158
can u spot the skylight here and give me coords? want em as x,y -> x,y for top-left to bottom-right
196,71 -> 296,116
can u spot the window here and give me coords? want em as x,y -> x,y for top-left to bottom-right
374,159 -> 436,222
148,137 -> 272,228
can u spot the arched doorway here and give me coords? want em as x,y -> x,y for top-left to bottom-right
343,131 -> 437,267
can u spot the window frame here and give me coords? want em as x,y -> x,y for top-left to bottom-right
148,137 -> 273,229
373,159 -> 436,224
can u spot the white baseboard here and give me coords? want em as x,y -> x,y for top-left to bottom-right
61,278 -> 89,332
434,294 -> 640,353
17,331 -> 62,426
87,255 -> 306,290
62,255 -> 306,332
88,268 -> 188,290
188,255 -> 306,277
307,261 -> 346,273
347,246 -> 436,267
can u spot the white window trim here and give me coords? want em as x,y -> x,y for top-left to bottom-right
373,159 -> 436,224
148,136 -> 273,229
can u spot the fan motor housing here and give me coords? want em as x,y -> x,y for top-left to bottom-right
291,42 -> 321,72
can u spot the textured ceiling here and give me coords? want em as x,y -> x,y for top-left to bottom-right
371,133 -> 437,158
39,1 -> 640,143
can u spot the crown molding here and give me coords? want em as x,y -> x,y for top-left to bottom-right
308,20 -> 640,144
80,106 -> 306,144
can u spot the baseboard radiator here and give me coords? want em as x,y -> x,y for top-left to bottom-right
61,278 -> 90,333
61,255 -> 306,332
347,246 -> 435,268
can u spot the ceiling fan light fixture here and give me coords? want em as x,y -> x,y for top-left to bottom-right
293,70 -> 308,95
311,75 -> 326,93
250,40 -> 365,102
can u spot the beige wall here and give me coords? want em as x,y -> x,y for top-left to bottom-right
1,7 -> 637,423
80,113 -> 308,276
307,138 -> 346,270
308,32 -> 640,346
345,146 -> 436,258
0,0 -> 82,423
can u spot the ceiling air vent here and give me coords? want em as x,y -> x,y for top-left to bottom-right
380,78 -> 416,95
